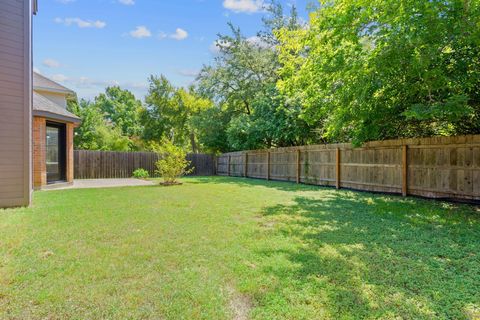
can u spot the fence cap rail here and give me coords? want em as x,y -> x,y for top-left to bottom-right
218,134 -> 480,156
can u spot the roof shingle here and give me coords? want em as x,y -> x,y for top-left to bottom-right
33,92 -> 80,123
33,72 -> 75,95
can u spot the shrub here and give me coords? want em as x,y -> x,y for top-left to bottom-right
132,168 -> 150,179
151,140 -> 193,184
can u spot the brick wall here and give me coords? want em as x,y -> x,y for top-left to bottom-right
33,117 -> 46,189
66,123 -> 74,183
32,117 -> 75,189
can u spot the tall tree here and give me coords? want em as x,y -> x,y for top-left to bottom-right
195,2 -> 318,151
197,23 -> 278,116
94,86 -> 144,138
174,87 -> 213,153
142,76 -> 214,152
277,0 -> 480,144
142,75 -> 177,142
68,99 -> 131,151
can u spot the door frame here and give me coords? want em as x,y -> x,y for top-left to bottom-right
46,121 -> 67,184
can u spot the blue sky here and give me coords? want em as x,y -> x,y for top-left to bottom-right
33,0 -> 310,100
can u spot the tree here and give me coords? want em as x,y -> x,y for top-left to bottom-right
142,76 -> 214,152
190,106 -> 232,153
94,86 -> 144,138
197,23 -> 278,116
173,87 -> 213,153
195,2 -> 317,151
277,0 -> 480,144
142,75 -> 177,142
68,99 -> 131,151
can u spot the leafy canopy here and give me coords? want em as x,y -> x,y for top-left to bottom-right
277,0 -> 480,144
68,99 -> 131,151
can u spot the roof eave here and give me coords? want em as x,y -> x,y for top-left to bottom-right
33,86 -> 76,96
33,110 -> 81,124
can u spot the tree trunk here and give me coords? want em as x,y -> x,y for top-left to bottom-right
190,132 -> 198,154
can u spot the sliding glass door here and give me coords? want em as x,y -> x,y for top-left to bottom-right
46,123 -> 66,183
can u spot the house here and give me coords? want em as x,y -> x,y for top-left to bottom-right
0,0 -> 36,208
0,0 -> 78,206
32,72 -> 80,189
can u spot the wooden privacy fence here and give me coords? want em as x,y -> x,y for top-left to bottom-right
217,135 -> 480,202
74,150 -> 216,179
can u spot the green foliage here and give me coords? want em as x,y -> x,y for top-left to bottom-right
190,106 -> 233,153
277,0 -> 480,144
142,76 -> 213,153
142,75 -> 177,142
195,2 -> 318,151
197,23 -> 278,116
132,168 -> 150,179
94,125 -> 131,151
68,99 -> 131,151
151,139 -> 193,184
95,86 -> 144,138
226,85 -> 319,150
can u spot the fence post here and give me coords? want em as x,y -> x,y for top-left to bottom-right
402,145 -> 408,197
244,152 -> 248,178
296,149 -> 301,184
336,148 -> 341,189
266,151 -> 270,180
228,155 -> 231,176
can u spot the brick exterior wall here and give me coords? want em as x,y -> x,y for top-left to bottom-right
33,117 -> 46,189
66,123 -> 74,183
33,117 -> 75,189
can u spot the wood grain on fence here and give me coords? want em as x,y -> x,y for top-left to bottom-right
74,150 -> 215,179
217,135 -> 480,202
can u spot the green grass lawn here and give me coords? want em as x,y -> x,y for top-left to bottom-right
0,177 -> 479,319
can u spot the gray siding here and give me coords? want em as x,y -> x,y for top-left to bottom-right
0,0 -> 32,207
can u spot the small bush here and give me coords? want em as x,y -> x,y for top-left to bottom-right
132,168 -> 150,179
151,139 -> 193,184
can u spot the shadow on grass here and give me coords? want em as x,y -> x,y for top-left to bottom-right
187,176 -> 335,192
256,193 -> 480,319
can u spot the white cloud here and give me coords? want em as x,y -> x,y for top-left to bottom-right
209,36 -> 270,55
223,0 -> 264,13
55,17 -> 106,29
42,58 -> 61,68
170,28 -> 188,40
158,31 -> 168,40
52,75 -> 149,99
246,36 -> 271,48
118,0 -> 135,5
209,39 -> 232,54
51,74 -> 69,82
210,41 -> 221,54
177,69 -> 199,77
61,75 -> 146,90
77,77 -> 120,87
158,28 -> 189,41
129,26 -> 152,39
33,67 -> 41,74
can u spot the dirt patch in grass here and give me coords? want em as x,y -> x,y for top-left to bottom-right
225,285 -> 252,320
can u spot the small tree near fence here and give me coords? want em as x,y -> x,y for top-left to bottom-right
151,140 -> 194,185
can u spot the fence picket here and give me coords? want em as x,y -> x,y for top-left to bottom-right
216,135 -> 480,202
74,151 -> 215,179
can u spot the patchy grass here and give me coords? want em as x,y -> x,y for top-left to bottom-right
0,177 -> 479,319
